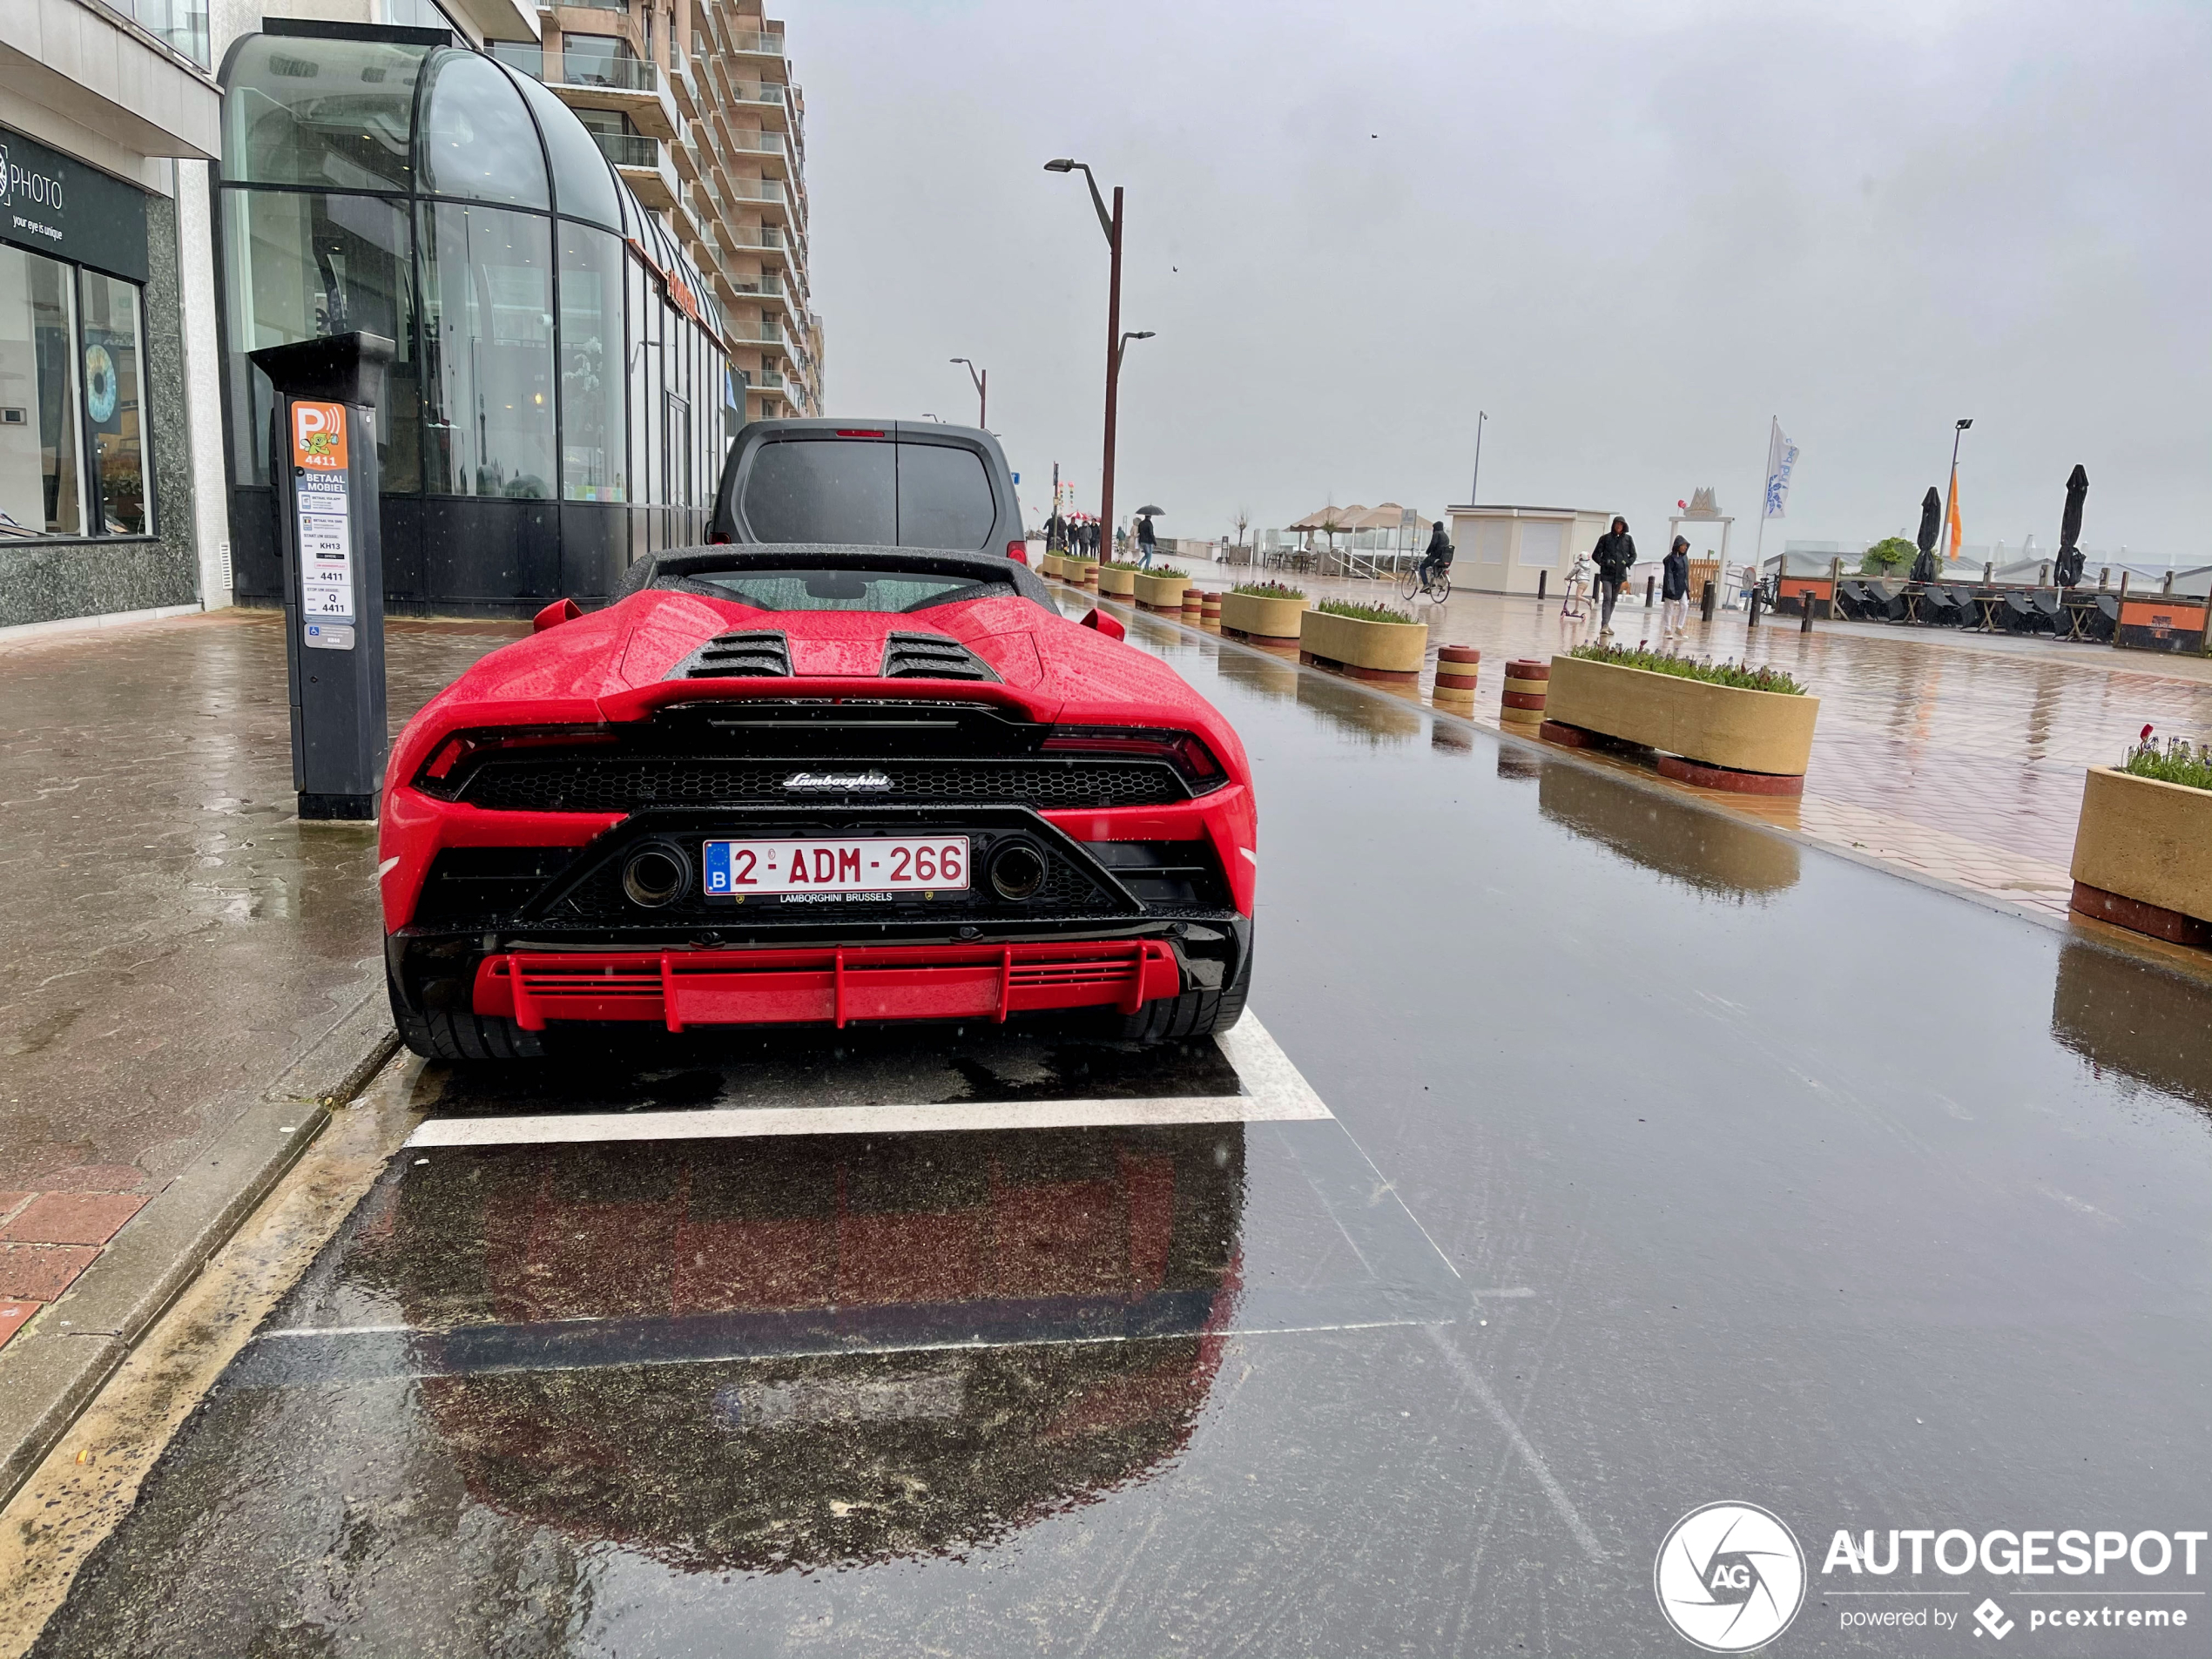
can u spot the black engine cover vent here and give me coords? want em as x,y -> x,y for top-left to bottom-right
881,631 -> 999,682
673,631 -> 792,679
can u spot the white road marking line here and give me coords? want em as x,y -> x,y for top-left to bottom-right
403,1009 -> 1333,1149
1422,1323 -> 1608,1563
405,1093 -> 1306,1148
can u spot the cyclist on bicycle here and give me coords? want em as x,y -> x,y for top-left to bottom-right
1416,522 -> 1454,590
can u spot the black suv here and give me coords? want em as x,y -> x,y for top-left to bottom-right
709,419 -> 1028,560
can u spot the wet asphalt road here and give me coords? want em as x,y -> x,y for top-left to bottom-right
29,610 -> 2212,1656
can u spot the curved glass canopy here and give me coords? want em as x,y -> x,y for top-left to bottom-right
220,35 -> 716,327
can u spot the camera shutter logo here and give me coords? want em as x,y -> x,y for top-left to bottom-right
0,142 -> 10,208
1655,1502 -> 1806,1653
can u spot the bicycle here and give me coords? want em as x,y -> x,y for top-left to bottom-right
1399,559 -> 1453,605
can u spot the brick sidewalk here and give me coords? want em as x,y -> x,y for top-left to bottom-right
1155,567 -> 2212,923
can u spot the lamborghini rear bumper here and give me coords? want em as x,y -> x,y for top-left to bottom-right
471,939 -> 1184,1031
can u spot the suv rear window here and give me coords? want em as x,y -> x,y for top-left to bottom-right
739,439 -> 996,550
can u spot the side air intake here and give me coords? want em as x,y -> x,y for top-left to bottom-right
881,631 -> 999,681
672,631 -> 792,679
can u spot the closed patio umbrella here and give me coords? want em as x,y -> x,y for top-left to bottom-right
2055,465 -> 2089,586
1911,487 -> 1943,583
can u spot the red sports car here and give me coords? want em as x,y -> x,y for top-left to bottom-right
379,545 -> 1255,1059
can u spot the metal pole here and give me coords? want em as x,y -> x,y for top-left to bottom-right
1750,416 -> 1772,597
1101,186 -> 1123,561
978,368 -> 986,428
1938,423 -> 1964,570
1469,410 -> 1487,503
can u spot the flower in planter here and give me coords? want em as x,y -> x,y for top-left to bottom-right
1232,582 -> 1305,599
1315,599 -> 1417,625
1568,642 -> 1805,695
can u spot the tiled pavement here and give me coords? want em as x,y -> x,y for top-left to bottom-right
1139,565 -> 2212,924
0,610 -> 527,1352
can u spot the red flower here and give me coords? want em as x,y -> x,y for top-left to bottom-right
2141,724 -> 2155,743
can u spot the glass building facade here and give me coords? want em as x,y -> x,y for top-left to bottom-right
217,28 -> 734,616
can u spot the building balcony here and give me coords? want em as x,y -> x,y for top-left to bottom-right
725,80 -> 791,125
671,57 -> 699,118
724,175 -> 792,223
729,29 -> 786,61
723,129 -> 788,175
497,45 -> 678,138
590,130 -> 676,210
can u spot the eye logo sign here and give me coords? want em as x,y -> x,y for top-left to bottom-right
1656,1502 -> 1807,1653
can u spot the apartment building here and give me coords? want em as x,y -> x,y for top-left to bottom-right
497,0 -> 823,423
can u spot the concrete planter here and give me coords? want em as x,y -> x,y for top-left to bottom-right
1298,609 -> 1429,681
1543,655 -> 1818,780
2069,765 -> 2212,943
1038,553 -> 1065,579
1132,572 -> 1189,610
1096,565 -> 1137,597
1219,591 -> 1309,642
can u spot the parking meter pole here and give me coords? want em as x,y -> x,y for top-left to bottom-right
1701,579 -> 1716,622
249,332 -> 395,822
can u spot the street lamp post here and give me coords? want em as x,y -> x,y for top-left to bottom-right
1046,158 -> 1130,553
1469,409 -> 1487,503
950,357 -> 986,428
1939,417 -> 1973,566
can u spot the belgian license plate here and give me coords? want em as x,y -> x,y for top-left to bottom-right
702,836 -> 969,897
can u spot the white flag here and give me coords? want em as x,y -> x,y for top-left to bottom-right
1764,420 -> 1800,519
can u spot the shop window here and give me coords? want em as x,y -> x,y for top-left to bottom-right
557,222 -> 625,502
418,51 -> 550,212
0,248 -> 83,538
222,37 -> 428,193
664,392 -> 689,505
221,192 -> 417,492
419,204 -> 554,498
80,274 -> 147,536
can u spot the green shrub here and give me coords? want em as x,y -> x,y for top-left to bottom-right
1102,559 -> 1148,573
1861,536 -> 1917,574
1316,598 -> 1418,625
1232,581 -> 1305,599
1142,565 -> 1190,580
2122,729 -> 2212,792
1568,642 -> 1806,695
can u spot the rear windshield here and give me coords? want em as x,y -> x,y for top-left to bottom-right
682,567 -> 1015,612
739,439 -> 996,550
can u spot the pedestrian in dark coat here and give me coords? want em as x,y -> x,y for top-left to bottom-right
1661,534 -> 1691,641
1591,517 -> 1635,632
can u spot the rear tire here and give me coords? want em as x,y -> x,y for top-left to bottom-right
388,965 -> 544,1061
1112,939 -> 1252,1045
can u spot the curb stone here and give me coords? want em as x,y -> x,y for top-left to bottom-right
0,971 -> 401,1503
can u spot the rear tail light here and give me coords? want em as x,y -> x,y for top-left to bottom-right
415,725 -> 617,797
1007,540 -> 1029,564
1042,726 -> 1226,791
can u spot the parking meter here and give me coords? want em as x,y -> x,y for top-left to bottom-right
248,332 -> 394,821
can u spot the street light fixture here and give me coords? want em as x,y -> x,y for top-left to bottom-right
949,357 -> 986,427
1045,156 -> 1128,554
1939,417 -> 1973,564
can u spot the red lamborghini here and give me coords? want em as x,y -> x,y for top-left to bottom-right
378,543 -> 1256,1059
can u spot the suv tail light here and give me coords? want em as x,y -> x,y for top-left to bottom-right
1007,540 -> 1029,565
1042,726 -> 1226,791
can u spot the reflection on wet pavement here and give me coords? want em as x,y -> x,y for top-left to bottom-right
1537,765 -> 1800,899
2051,941 -> 2212,1116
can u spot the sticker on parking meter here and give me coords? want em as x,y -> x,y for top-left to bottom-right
291,401 -> 355,649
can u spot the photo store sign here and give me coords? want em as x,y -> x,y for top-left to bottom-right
0,125 -> 153,543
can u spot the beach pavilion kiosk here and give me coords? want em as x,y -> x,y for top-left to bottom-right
1446,504 -> 1618,596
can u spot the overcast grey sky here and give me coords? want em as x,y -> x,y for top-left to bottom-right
797,0 -> 2209,560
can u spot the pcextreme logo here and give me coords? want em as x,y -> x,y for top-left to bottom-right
1655,1503 -> 1807,1653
